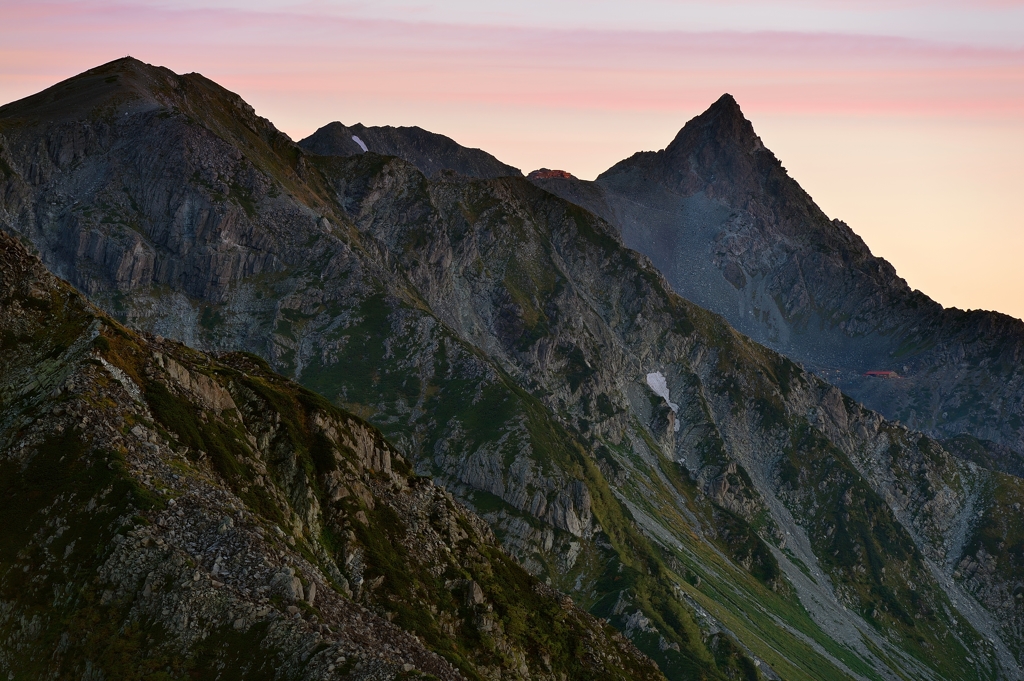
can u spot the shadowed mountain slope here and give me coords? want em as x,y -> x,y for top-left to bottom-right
530,94 -> 1024,472
298,121 -> 522,179
4,58 -> 1024,680
0,228 -> 662,681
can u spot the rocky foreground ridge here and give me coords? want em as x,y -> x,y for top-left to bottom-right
2,58 -> 1024,680
0,230 -> 662,680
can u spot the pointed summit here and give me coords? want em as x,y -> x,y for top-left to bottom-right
707,92 -> 743,117
664,92 -> 761,160
595,93 -> 767,190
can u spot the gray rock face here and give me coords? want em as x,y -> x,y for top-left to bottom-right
161,353 -> 237,411
531,94 -> 1024,470
299,122 -> 522,179
4,58 -> 1024,680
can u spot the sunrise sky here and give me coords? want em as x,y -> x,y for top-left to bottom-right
2,0 -> 1023,319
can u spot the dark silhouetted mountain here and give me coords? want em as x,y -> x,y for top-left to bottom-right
299,121 -> 522,179
530,93 -> 1024,471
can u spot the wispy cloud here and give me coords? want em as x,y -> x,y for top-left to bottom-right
4,2 -> 1023,122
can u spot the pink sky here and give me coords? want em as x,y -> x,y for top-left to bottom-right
2,1 -> 1023,320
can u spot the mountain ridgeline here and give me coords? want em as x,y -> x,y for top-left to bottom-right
2,58 -> 1024,680
529,94 -> 1024,475
298,122 -> 522,179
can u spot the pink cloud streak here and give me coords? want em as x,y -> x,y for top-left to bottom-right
3,2 -> 1023,122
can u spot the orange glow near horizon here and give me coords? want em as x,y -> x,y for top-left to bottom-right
1,2 -> 1023,320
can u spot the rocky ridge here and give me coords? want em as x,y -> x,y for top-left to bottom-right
298,122 -> 521,180
3,58 -> 1024,680
0,229 -> 661,680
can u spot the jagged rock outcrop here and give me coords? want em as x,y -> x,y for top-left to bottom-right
527,169 -> 574,180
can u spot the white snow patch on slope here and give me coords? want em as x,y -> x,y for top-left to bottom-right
646,372 -> 680,431
352,135 -> 368,152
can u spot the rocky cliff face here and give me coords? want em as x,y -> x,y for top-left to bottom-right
0,229 -> 661,680
299,122 -> 521,179
4,58 -> 1024,681
529,94 -> 1024,470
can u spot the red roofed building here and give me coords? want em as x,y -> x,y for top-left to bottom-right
864,370 -> 900,378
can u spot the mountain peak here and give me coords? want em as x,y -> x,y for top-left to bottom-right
595,93 -> 764,186
665,92 -> 759,157
0,56 -> 182,122
708,92 -> 742,116
94,55 -> 151,72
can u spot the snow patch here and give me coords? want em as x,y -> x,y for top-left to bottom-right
351,135 -> 368,152
646,371 -> 680,431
